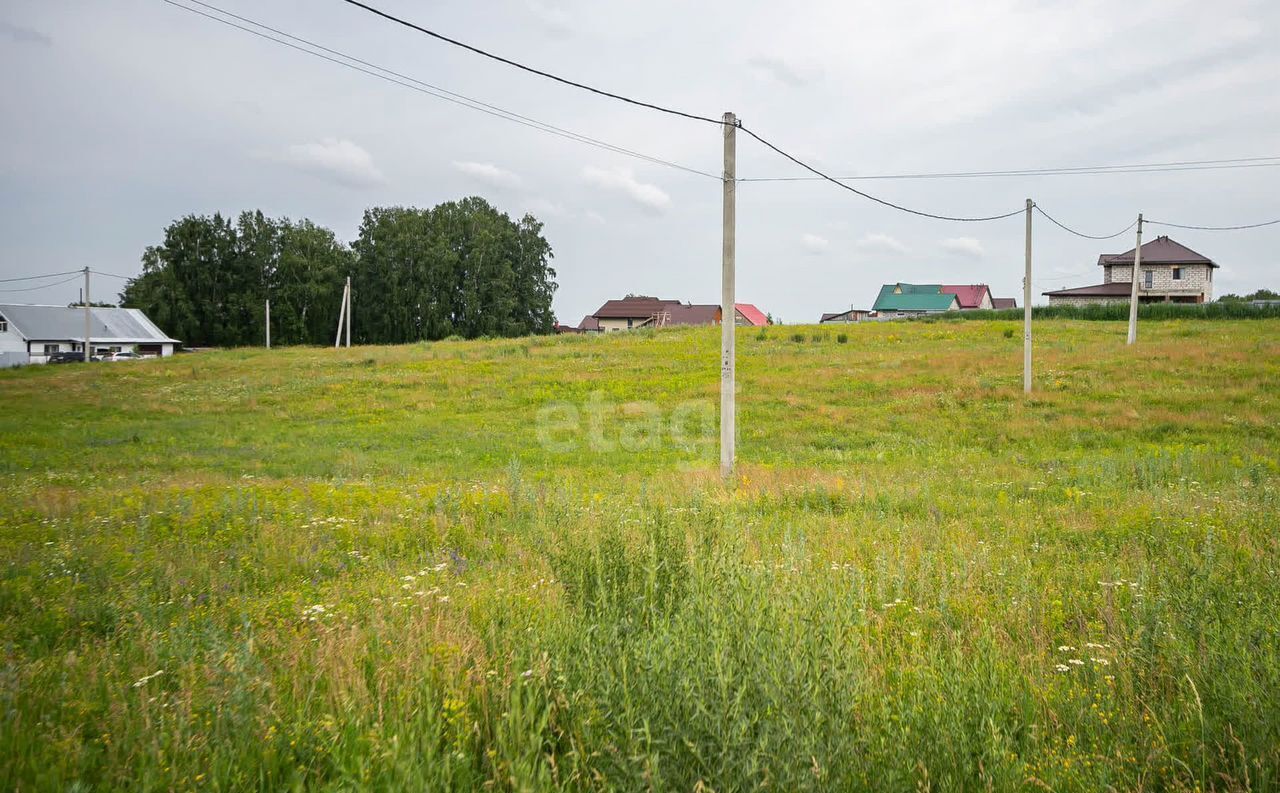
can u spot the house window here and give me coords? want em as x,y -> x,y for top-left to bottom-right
1143,270 -> 1153,289
626,318 -> 633,328
1172,267 -> 1182,280
43,344 -> 59,356
0,317 -> 7,332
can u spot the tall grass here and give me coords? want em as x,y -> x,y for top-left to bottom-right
937,302 -> 1280,321
1,320 -> 1278,790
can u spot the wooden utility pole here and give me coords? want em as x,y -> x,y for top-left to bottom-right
1023,199 -> 1033,393
344,276 -> 352,348
265,299 -> 271,349
334,280 -> 348,348
720,112 -> 737,481
82,267 -> 92,362
1127,214 -> 1143,345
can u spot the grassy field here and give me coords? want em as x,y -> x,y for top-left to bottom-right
2,319 -> 1278,791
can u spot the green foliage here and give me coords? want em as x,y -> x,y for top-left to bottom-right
120,198 -> 558,348
941,302 -> 1280,322
1219,288 -> 1279,302
351,198 -> 557,343
1,320 -> 1279,789
121,212 -> 352,347
837,332 -> 848,344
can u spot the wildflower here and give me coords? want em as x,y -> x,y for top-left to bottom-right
521,669 -> 534,679
1057,645 -> 1075,652
1069,659 -> 1084,666
1054,664 -> 1071,673
1091,657 -> 1110,666
132,670 -> 164,688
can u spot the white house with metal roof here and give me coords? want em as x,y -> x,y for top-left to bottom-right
0,303 -> 180,367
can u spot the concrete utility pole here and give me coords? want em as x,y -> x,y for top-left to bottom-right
82,267 -> 92,362
334,280 -> 348,348
344,276 -> 352,348
265,299 -> 271,349
720,111 -> 737,482
1127,213 -> 1144,345
1023,199 -> 1033,393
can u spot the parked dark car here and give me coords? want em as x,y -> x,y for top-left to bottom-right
48,352 -> 86,364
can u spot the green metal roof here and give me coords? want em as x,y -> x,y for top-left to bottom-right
872,284 -> 957,312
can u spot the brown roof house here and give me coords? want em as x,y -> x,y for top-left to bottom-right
587,296 -> 769,332
1043,236 -> 1218,305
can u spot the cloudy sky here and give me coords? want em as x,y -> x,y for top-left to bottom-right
2,0 -> 1277,325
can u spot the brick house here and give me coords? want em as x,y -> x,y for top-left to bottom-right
1043,236 -> 1218,305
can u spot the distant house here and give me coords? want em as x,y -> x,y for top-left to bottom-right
820,309 -> 875,323
734,303 -> 768,326
578,316 -> 602,333
1043,236 -> 1217,305
587,297 -> 768,331
940,284 -> 994,310
0,303 -> 180,367
872,284 -> 960,317
991,297 -> 1018,310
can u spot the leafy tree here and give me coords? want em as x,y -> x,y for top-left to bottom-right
121,213 -> 350,347
1219,289 -> 1279,302
123,197 -> 556,347
352,197 -> 556,343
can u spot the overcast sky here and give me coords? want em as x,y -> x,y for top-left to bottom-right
2,0 -> 1277,325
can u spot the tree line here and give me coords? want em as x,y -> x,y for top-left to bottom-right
120,197 -> 557,347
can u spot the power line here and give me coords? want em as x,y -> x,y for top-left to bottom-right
736,124 -> 1024,222
0,269 -> 81,284
1147,217 -> 1280,231
1034,205 -> 1138,240
163,1 -> 718,179
0,275 -> 84,294
739,158 -> 1280,182
89,270 -> 136,280
337,0 -> 724,126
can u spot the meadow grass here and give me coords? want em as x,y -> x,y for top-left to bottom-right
1,319 -> 1278,790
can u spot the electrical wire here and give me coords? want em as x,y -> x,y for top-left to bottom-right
1147,218 -> 1280,231
736,124 -> 1024,222
163,0 -> 718,179
0,269 -> 81,284
1034,205 -> 1137,240
89,270 -> 136,280
337,0 -> 724,126
0,275 -> 85,294
739,159 -> 1280,182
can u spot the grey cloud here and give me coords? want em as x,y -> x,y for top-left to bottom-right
454,161 -> 523,190
747,55 -> 809,87
581,167 -> 671,214
267,139 -> 386,189
1,21 -> 52,46
939,237 -> 985,259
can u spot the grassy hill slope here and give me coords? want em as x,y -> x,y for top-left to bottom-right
2,320 -> 1278,790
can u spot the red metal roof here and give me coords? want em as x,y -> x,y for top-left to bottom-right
735,303 -> 768,326
1098,235 -> 1217,267
939,284 -> 991,309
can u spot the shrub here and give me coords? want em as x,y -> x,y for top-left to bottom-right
837,333 -> 848,344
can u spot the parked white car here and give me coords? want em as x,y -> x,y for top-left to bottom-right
103,351 -> 142,362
